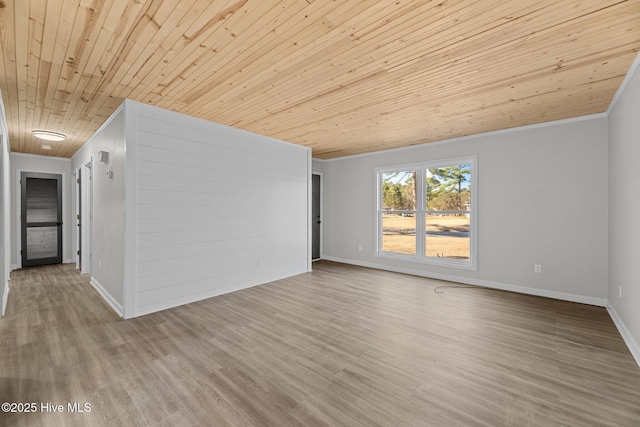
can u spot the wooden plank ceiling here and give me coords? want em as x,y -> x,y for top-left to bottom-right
0,0 -> 639,159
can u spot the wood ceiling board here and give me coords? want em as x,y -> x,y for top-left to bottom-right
130,0 -> 289,102
264,73 -> 624,156
225,41 -> 626,155
264,44 -> 631,128
159,1 -> 354,109
1,0 -> 639,158
217,61 -> 616,144
188,4 -> 632,128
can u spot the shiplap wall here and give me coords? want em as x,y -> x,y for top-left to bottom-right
128,101 -> 310,317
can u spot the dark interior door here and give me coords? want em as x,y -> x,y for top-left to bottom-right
21,172 -> 63,267
77,168 -> 82,268
312,174 -> 321,260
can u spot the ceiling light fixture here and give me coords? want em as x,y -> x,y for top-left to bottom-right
32,130 -> 66,141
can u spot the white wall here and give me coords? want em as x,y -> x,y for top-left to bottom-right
312,159 -> 326,174
608,58 -> 640,364
0,91 -> 10,316
10,153 -> 72,269
126,101 -> 310,317
71,106 -> 126,315
322,116 -> 609,305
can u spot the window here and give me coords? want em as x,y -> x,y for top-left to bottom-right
376,156 -> 477,270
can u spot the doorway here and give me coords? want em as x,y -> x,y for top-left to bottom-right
312,173 -> 322,261
77,160 -> 92,274
20,172 -> 63,267
75,167 -> 81,269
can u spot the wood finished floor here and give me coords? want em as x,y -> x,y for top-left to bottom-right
1,262 -> 639,427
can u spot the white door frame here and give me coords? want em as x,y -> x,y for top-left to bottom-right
80,159 -> 93,275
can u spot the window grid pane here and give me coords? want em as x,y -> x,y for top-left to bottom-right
381,213 -> 416,255
425,164 -> 471,260
425,213 -> 470,260
381,170 -> 417,255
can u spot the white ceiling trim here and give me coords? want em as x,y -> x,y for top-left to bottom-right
316,112 -> 608,162
607,51 -> 640,116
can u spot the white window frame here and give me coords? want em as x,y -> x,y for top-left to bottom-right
375,156 -> 477,271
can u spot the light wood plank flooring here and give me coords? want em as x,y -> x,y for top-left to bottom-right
1,261 -> 639,426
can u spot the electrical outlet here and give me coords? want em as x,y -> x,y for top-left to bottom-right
257,258 -> 263,267
98,260 -> 101,271
358,245 -> 363,252
619,286 -> 622,299
534,264 -> 541,273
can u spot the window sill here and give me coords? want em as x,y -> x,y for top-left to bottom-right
375,251 -> 477,271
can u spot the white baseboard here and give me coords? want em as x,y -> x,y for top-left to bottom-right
10,264 -> 17,271
607,305 -> 640,368
321,256 -> 608,307
90,277 -> 123,317
1,283 -> 8,317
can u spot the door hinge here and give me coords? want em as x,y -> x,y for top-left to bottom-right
77,214 -> 80,220
77,250 -> 80,255
77,178 -> 80,184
